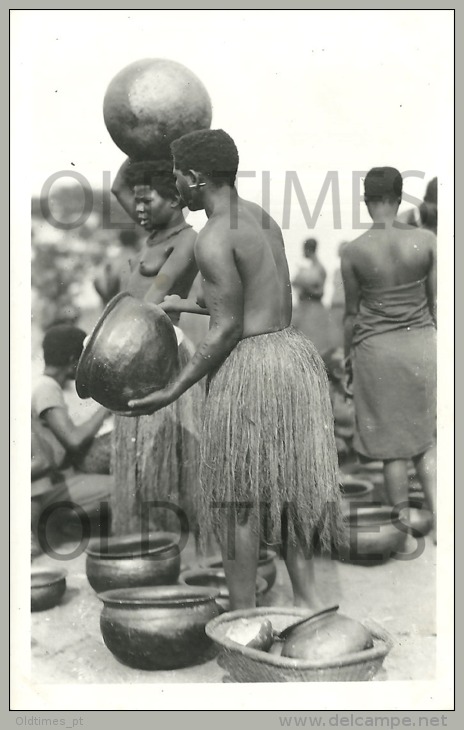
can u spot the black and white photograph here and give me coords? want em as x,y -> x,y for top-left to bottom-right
11,8 -> 454,711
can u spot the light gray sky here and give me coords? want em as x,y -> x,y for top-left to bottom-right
13,8 -> 453,276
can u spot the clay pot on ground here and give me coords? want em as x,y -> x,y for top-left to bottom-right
98,585 -> 221,670
31,569 -> 67,611
408,496 -> 433,537
200,549 -> 278,592
336,506 -> 406,566
85,532 -> 180,593
339,475 -> 374,514
349,464 -> 386,503
179,568 -> 268,611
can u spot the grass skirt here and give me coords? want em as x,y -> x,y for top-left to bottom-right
111,339 -> 204,535
198,327 -> 346,554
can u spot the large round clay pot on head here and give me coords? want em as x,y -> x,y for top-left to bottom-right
336,506 -> 406,566
179,568 -> 268,611
103,58 -> 213,160
76,292 -> 178,412
85,532 -> 181,593
98,585 -> 221,670
200,549 -> 278,593
31,569 -> 67,611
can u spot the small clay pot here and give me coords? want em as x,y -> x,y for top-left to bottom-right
336,506 -> 406,566
31,570 -> 67,611
408,497 -> 433,537
339,476 -> 374,513
98,585 -> 221,670
200,549 -> 278,592
85,532 -> 181,593
180,568 -> 268,611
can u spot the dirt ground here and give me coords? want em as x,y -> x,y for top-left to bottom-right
30,528 -> 437,684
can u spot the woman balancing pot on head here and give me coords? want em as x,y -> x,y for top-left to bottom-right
109,158 -> 205,538
124,130 -> 346,611
341,167 -> 437,544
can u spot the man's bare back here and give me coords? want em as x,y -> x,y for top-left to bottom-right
195,196 -> 292,339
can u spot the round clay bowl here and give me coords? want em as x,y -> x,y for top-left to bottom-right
76,292 -> 179,412
180,568 -> 268,611
354,462 -> 384,485
336,506 -> 405,566
200,549 -> 278,592
408,498 -> 433,537
98,585 -> 221,670
31,569 -> 67,611
103,58 -> 212,160
85,532 -> 181,593
339,476 -> 374,513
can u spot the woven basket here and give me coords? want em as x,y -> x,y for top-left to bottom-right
206,607 -> 393,683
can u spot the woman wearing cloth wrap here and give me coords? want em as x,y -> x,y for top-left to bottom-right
341,167 -> 437,543
110,159 -> 204,536
127,130 -> 345,610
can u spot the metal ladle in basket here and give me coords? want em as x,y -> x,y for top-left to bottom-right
275,604 -> 340,642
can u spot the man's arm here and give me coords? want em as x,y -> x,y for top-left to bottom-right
128,228 -> 244,413
340,247 -> 361,359
43,406 -> 110,453
160,295 -> 209,315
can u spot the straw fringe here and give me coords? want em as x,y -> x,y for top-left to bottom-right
198,327 -> 346,553
111,339 -> 204,535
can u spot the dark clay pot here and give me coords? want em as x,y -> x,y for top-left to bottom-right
180,568 -> 268,611
336,506 -> 406,566
85,532 -> 181,593
408,497 -> 433,537
76,292 -> 178,412
31,570 -> 67,611
99,585 -> 221,670
339,476 -> 374,513
281,608 -> 373,661
103,58 -> 212,160
200,549 -> 278,592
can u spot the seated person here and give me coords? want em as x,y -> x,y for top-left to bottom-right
32,324 -> 112,474
31,326 -> 113,552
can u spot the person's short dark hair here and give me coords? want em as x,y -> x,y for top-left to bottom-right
171,129 -> 239,187
124,159 -> 179,201
424,177 -> 438,205
303,238 -> 318,256
419,201 -> 437,232
43,325 -> 86,367
364,166 -> 403,204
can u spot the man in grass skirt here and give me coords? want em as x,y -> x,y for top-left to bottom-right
127,129 -> 346,610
